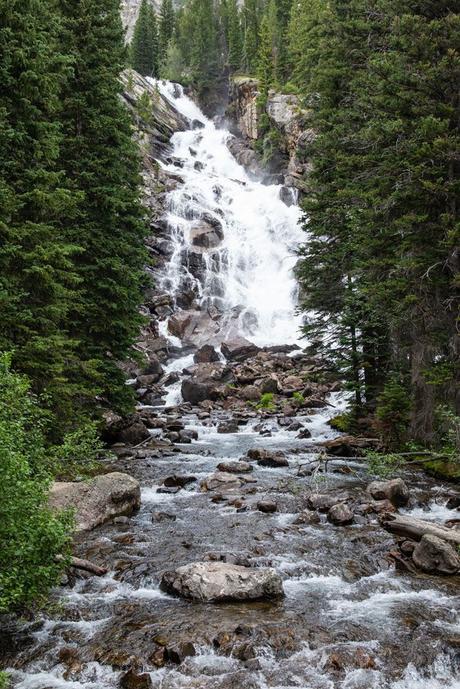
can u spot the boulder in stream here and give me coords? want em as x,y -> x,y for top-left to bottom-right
160,562 -> 284,602
49,472 -> 141,532
412,534 -> 460,575
221,337 -> 260,362
217,461 -> 253,474
246,448 -> 288,468
368,478 -> 409,507
327,503 -> 354,526
194,344 -> 220,363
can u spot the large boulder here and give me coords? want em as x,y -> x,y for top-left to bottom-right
247,448 -> 288,468
194,344 -> 220,364
327,503 -> 354,526
181,363 -> 231,404
160,562 -> 284,602
412,534 -> 460,575
190,219 -> 224,249
221,337 -> 260,362
201,471 -> 244,492
49,472 -> 141,532
367,478 -> 409,508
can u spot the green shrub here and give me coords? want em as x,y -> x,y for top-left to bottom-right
0,672 -> 10,689
0,354 -> 72,613
375,376 -> 411,449
51,422 -> 109,480
365,450 -> 403,478
255,392 -> 276,411
292,391 -> 305,406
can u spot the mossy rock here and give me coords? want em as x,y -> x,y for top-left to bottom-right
424,459 -> 460,482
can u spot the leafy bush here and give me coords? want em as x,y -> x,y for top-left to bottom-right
253,392 -> 276,412
0,672 -> 9,689
51,422 -> 109,480
292,391 -> 305,406
365,450 -> 403,478
0,354 -> 72,613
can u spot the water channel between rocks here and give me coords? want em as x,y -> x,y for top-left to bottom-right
6,83 -> 460,689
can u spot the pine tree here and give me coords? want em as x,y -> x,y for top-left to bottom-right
159,0 -> 175,57
227,0 -> 243,72
257,0 -> 278,93
0,0 -> 80,421
131,0 -> 159,76
58,0 -> 147,414
242,0 -> 262,73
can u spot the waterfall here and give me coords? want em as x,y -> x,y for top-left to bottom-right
152,80 -> 305,348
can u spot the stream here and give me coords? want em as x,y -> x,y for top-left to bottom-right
5,83 -> 460,689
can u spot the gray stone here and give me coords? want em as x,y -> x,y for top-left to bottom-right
327,503 -> 354,526
412,534 -> 460,575
49,472 -> 141,532
368,478 -> 409,507
161,561 -> 284,602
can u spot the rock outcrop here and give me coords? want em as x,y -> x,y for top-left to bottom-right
161,562 -> 284,602
49,472 -> 141,531
227,77 -> 312,193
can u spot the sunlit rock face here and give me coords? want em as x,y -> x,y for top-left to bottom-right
121,0 -> 159,42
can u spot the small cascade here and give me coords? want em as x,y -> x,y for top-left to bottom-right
153,80 -> 304,348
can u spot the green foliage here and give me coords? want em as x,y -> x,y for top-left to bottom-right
58,0 -> 148,417
162,38 -> 186,82
294,0 -> 459,443
256,392 -> 276,411
434,405 -> 460,462
159,0 -> 175,57
0,672 -> 9,689
375,377 -> 411,449
51,422 -> 110,480
131,0 -> 160,77
292,391 -> 305,406
328,413 -> 353,433
0,355 -> 72,613
365,450 -> 403,479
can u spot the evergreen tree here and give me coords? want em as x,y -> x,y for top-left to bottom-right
0,0 -> 81,422
227,0 -> 243,72
257,0 -> 279,92
58,0 -> 147,414
159,0 -> 175,57
131,0 -> 159,76
242,0 -> 262,73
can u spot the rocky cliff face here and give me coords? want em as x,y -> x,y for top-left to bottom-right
228,77 -> 314,193
121,0 -> 159,41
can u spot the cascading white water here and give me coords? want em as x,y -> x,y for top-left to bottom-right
153,80 -> 305,348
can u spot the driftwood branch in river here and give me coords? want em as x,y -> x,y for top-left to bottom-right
379,512 -> 460,546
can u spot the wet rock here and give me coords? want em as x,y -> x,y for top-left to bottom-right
49,472 -> 141,532
296,427 -> 312,439
307,493 -> 337,513
190,219 -> 224,248
118,421 -> 150,445
192,118 -> 205,129
293,510 -> 321,525
279,185 -> 296,206
321,435 -> 378,457
287,421 -> 302,432
157,486 -> 181,494
160,562 -> 284,602
217,461 -> 253,474
259,375 -> 280,394
217,420 -> 239,433
163,475 -> 196,488
181,363 -> 230,404
327,503 -> 354,525
201,471 -> 244,492
446,495 -> 460,510
246,448 -> 288,468
179,429 -> 198,442
165,641 -> 196,664
257,500 -> 277,513
152,511 -> 177,522
241,385 -> 260,402
221,337 -> 260,362
412,534 -> 460,575
368,478 -> 409,507
400,540 -> 415,556
119,669 -> 152,689
194,344 -> 220,363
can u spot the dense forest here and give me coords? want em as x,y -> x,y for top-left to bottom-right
0,0 -> 459,658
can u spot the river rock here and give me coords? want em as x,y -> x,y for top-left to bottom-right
327,503 -> 354,526
190,219 -> 224,249
217,420 -> 239,433
165,641 -> 196,664
118,420 -> 150,445
201,471 -> 244,492
221,337 -> 260,362
368,478 -> 409,507
217,461 -> 253,474
49,473 -> 141,532
163,475 -> 196,488
257,500 -> 277,513
119,669 -> 152,689
160,562 -> 284,602
181,363 -> 230,404
412,534 -> 460,575
194,344 -> 220,363
307,493 -> 337,513
247,448 -> 288,468
293,510 -> 321,525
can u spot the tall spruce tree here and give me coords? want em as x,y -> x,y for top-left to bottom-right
227,0 -> 243,72
131,0 -> 159,76
242,0 -> 262,73
159,0 -> 175,57
58,0 -> 147,414
257,0 -> 279,92
0,0 -> 81,422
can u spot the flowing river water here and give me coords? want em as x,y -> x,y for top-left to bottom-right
5,84 -> 460,689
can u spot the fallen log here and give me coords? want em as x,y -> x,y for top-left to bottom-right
56,554 -> 107,576
379,512 -> 460,546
